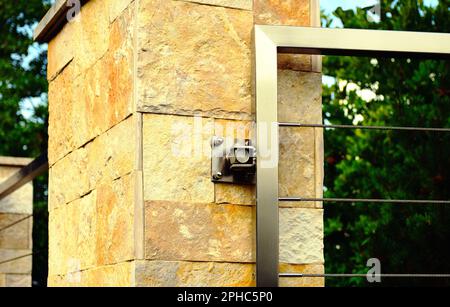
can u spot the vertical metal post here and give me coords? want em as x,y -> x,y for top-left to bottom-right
254,26 -> 279,287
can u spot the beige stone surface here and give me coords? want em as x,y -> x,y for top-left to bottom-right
46,20 -> 76,81
73,0 -> 110,74
48,261 -> 135,287
47,0 -> 111,81
279,263 -> 324,287
0,166 -> 20,178
143,114 -> 214,204
109,0 -> 134,23
0,274 -> 5,286
137,0 -> 253,119
278,70 -> 322,124
0,183 -> 33,214
49,191 -> 96,276
136,260 -> 254,287
49,117 -> 135,210
279,127 -> 315,201
72,6 -> 134,149
49,174 -> 135,276
215,183 -> 255,206
278,70 -> 322,208
48,5 -> 135,165
95,174 -> 135,267
48,146 -> 88,210
0,249 -> 32,274
279,208 -> 324,264
0,214 -> 30,250
0,165 -> 33,214
254,0 -> 310,26
176,0 -> 253,10
5,274 -> 31,287
135,260 -> 323,287
145,201 -> 254,262
278,54 -> 312,72
85,117 -> 136,196
48,63 -> 77,165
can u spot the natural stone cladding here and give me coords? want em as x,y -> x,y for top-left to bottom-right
44,0 -> 324,287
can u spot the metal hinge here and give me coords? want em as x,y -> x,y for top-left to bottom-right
211,136 -> 256,184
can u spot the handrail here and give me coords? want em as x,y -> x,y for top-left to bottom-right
254,25 -> 450,287
0,154 -> 49,201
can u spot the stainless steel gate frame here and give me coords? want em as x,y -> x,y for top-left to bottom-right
254,25 -> 450,287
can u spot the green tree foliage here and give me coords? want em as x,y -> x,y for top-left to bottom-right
0,0 -> 50,286
323,0 -> 450,286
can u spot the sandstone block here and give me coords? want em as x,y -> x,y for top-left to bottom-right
109,0 -> 134,23
254,0 -> 310,26
48,63 -> 77,165
145,201 -> 254,262
279,208 -> 324,264
135,260 -> 324,287
48,191 -> 96,276
0,183 -> 33,215
5,274 -> 31,287
0,249 -> 32,274
95,174 -> 135,267
279,127 -> 315,204
143,114 -> 214,203
48,6 -> 134,164
85,117 -> 136,193
278,54 -> 312,72
73,0 -> 110,74
138,0 -> 253,119
0,214 -> 30,250
176,0 -> 253,10
0,274 -> 4,286
278,70 -> 323,208
278,70 -> 322,124
136,260 -> 254,287
49,174 -> 135,276
72,7 -> 134,148
48,146 -> 88,210
47,20 -> 76,81
49,117 -> 135,210
48,261 -> 134,287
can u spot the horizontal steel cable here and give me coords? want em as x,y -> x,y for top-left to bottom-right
278,122 -> 450,132
279,197 -> 450,204
0,214 -> 32,233
280,273 -> 450,278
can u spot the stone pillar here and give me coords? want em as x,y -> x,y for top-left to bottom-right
0,157 -> 33,287
40,0 -> 323,287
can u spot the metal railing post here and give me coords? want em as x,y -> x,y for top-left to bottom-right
254,26 -> 280,287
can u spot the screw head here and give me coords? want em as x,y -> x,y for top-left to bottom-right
214,137 -> 224,147
213,172 -> 223,180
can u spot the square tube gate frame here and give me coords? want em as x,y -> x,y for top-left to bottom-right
254,25 -> 450,287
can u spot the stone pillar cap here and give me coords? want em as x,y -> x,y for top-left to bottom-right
34,0 -> 90,43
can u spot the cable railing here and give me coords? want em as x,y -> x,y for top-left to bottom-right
279,122 -> 450,132
254,25 -> 450,287
0,154 -> 48,269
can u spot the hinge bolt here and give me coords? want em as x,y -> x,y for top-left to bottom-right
213,137 -> 224,147
213,172 -> 223,180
